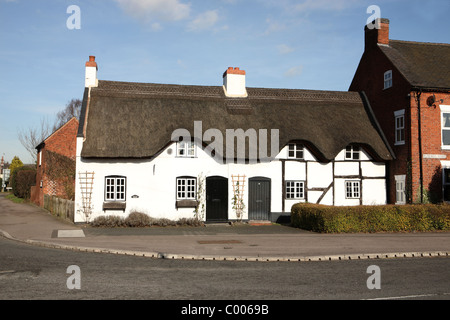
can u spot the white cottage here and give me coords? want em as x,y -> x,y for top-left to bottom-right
74,57 -> 394,223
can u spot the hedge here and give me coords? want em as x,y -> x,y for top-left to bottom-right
291,203 -> 450,233
11,166 -> 36,199
90,212 -> 204,228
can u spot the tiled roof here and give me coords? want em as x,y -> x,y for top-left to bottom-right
380,40 -> 450,89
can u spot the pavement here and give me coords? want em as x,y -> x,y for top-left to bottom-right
0,193 -> 449,262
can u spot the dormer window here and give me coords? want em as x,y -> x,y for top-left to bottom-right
288,143 -> 304,159
177,141 -> 196,157
345,145 -> 360,160
384,70 -> 392,89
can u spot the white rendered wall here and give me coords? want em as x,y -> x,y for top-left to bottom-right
74,140 -> 388,223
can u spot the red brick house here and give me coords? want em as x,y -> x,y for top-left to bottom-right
350,18 -> 450,204
31,117 -> 79,206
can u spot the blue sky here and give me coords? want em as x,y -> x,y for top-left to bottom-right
0,0 -> 449,164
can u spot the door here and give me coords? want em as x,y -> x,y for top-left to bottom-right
248,177 -> 271,220
206,176 -> 228,221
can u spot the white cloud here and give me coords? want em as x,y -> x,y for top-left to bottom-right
264,18 -> 286,35
284,65 -> 303,77
293,0 -> 359,12
115,0 -> 191,23
187,10 -> 219,32
277,44 -> 294,54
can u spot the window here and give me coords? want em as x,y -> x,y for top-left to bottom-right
288,143 -> 304,159
394,109 -> 405,145
176,177 -> 196,200
384,70 -> 392,89
177,141 -> 196,157
345,145 -> 360,160
105,176 -> 126,201
286,181 -> 305,199
395,175 -> 406,204
345,181 -> 360,199
443,169 -> 450,202
440,106 -> 450,149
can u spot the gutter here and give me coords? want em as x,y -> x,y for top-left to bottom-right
412,89 -> 424,203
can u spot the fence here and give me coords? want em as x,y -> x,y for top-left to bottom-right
44,194 -> 75,223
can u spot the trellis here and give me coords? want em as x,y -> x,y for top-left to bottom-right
231,174 -> 246,221
78,171 -> 95,222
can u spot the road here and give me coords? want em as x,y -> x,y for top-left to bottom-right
1,237 -> 449,303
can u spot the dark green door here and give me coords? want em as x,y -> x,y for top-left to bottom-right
248,177 -> 271,220
206,176 -> 228,221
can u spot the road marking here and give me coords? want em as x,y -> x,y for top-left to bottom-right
57,230 -> 85,238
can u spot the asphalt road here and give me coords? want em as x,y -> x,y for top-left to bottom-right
1,236 -> 449,304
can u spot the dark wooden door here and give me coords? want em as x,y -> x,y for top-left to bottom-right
248,177 -> 271,220
206,176 -> 228,221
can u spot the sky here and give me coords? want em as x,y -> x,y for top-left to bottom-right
0,0 -> 449,164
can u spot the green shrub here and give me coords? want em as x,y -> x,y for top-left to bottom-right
291,203 -> 450,233
11,166 -> 36,199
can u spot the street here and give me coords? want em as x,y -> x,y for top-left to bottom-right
1,237 -> 449,302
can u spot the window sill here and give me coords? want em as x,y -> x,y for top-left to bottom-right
103,201 -> 126,211
176,200 -> 199,208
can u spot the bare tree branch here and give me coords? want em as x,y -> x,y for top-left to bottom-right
53,98 -> 82,131
17,117 -> 53,163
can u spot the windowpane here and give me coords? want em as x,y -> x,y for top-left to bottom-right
285,181 -> 304,199
345,181 -> 360,199
443,113 -> 450,128
288,143 -> 304,159
384,71 -> 392,89
105,176 -> 126,201
345,146 -> 360,160
176,178 -> 196,200
444,169 -> 450,184
443,130 -> 450,146
178,141 -> 195,157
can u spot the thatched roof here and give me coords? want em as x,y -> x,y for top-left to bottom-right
79,80 -> 393,162
379,40 -> 450,90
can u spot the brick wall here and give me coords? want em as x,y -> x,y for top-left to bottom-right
350,45 -> 412,203
32,118 -> 78,206
410,92 -> 450,202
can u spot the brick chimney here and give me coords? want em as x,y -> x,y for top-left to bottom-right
223,67 -> 247,97
85,56 -> 98,88
365,18 -> 390,50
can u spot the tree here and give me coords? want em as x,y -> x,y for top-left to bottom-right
18,117 -> 52,163
18,98 -> 81,162
53,98 -> 82,131
9,156 -> 23,177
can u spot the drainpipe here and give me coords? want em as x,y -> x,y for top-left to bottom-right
414,89 -> 424,203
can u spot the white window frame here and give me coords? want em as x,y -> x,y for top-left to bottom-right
395,175 -> 406,204
177,141 -> 196,157
345,180 -> 360,199
176,177 -> 197,200
105,176 -> 126,201
384,70 -> 392,89
286,181 -> 305,199
394,109 -> 405,145
288,143 -> 304,159
345,145 -> 360,160
440,105 -> 450,150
